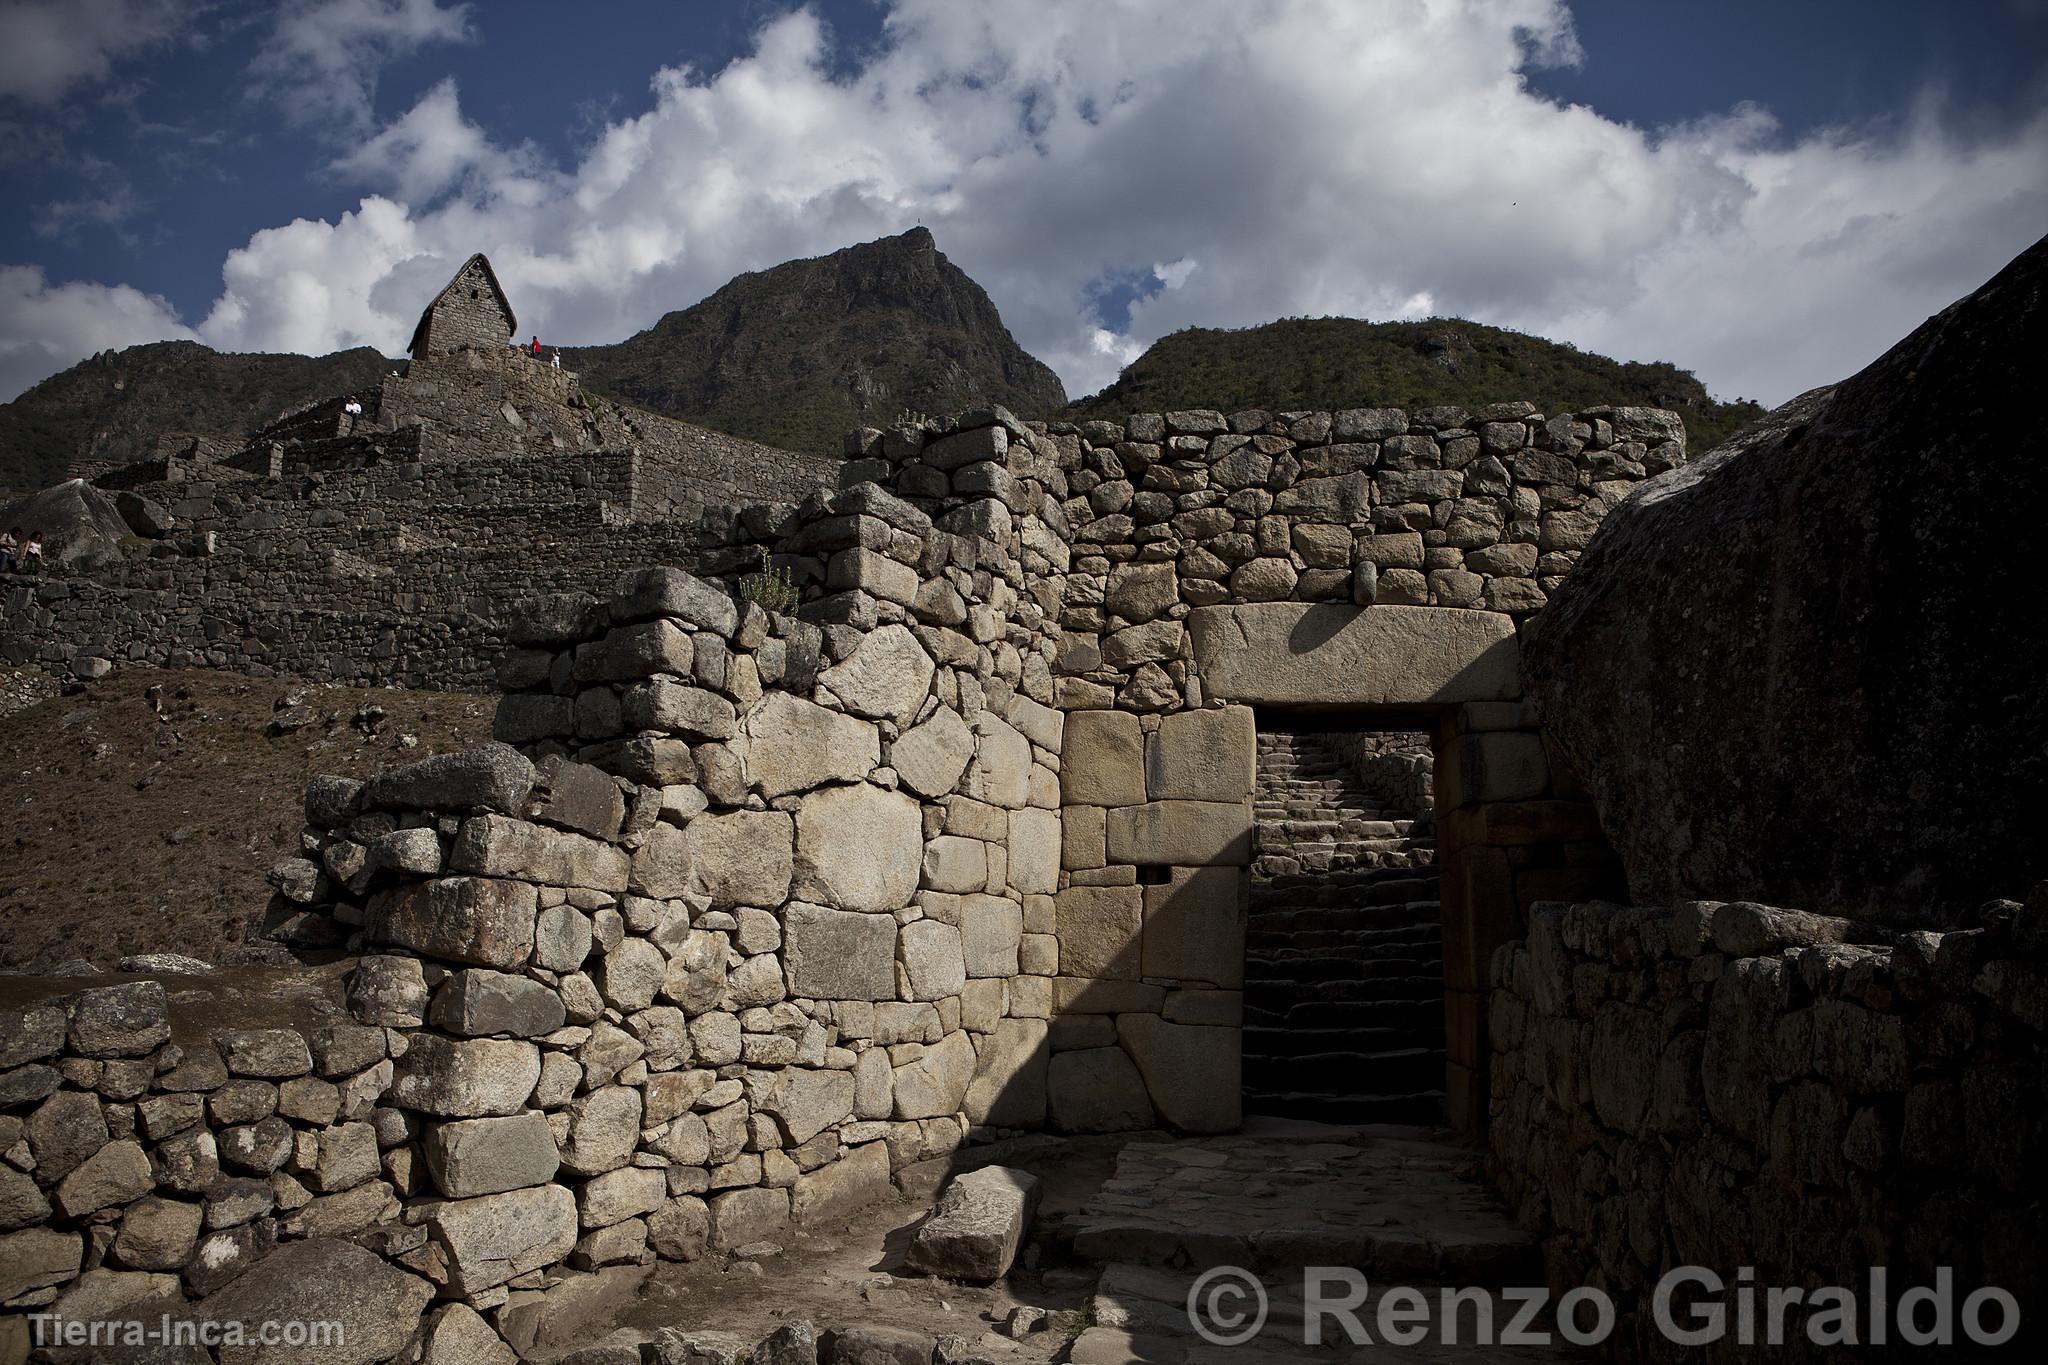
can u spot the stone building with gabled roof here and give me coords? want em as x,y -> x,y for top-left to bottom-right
407,252 -> 517,359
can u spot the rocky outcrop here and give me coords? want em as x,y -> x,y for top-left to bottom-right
0,478 -> 139,570
1524,233 -> 2048,926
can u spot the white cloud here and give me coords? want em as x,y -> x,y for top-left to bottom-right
248,0 -> 473,133
0,0 -> 182,105
5,0 -> 2046,418
0,265 -> 193,400
330,77 -> 501,204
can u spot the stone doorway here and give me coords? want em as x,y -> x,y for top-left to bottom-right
1243,718 -> 1446,1124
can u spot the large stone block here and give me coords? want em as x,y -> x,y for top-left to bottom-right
757,1069 -> 856,1145
963,713 -> 1031,809
53,1138 -> 151,1218
1061,711 -> 1146,806
632,810 -> 794,907
891,706 -> 974,799
905,1166 -> 1041,1282
962,1018 -> 1049,1128
795,783 -> 921,911
430,969 -> 567,1038
579,1166 -> 668,1229
710,1187 -> 790,1251
426,1183 -> 580,1294
424,1113 -> 561,1197
899,920 -> 967,1001
892,1030 -> 977,1119
1103,801 -> 1252,866
1145,706 -> 1256,802
0,1226 -> 79,1301
528,759 -> 627,842
921,835 -> 987,894
960,895 -> 1023,977
1055,886 -> 1142,980
613,565 -> 739,636
449,814 -> 630,893
790,1141 -> 892,1223
366,742 -> 535,814
190,1238 -> 434,1364
389,1036 -> 541,1117
65,981 -> 171,1058
619,681 -> 735,745
1006,808 -> 1061,896
1047,1048 -> 1155,1132
744,692 -> 880,798
1117,1014 -> 1239,1133
1105,562 -> 1179,623
820,624 -> 935,724
368,876 -> 538,969
560,1085 -> 644,1176
1442,732 -> 1549,807
1187,603 -> 1519,705
1141,867 -> 1246,988
786,903 -> 898,1000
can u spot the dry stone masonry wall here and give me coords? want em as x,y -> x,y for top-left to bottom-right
0,397 -> 1695,1349
1489,894 -> 2048,1359
1,348 -> 842,687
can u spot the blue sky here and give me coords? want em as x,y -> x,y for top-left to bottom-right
1,0 -> 2044,411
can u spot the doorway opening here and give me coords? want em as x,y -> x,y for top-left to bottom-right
1242,717 -> 1445,1125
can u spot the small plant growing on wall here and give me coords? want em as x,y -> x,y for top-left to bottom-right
740,563 -> 800,615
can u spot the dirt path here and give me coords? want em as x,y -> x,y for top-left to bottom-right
0,665 -> 493,971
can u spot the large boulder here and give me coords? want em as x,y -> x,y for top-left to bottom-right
188,1238 -> 434,1365
1524,234 -> 2048,926
0,478 -> 135,571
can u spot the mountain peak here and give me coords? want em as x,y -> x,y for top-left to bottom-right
565,231 -> 1066,453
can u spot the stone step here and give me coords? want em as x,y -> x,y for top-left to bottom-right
1241,1089 -> 1448,1126
1270,997 -> 1443,1029
1241,1045 -> 1445,1093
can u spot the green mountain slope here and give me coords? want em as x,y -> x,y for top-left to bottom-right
564,228 -> 1067,455
0,341 -> 394,493
1066,317 -> 1764,451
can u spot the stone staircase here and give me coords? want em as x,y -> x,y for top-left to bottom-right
1244,731 -> 1446,1125
1251,728 -> 1432,876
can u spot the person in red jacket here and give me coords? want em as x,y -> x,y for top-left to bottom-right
529,335 -> 541,356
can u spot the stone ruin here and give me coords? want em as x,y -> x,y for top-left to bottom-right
1,255 -> 842,688
2,237 -> 2043,1362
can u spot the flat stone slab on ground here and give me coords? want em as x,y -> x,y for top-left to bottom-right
1062,1127 -> 1534,1285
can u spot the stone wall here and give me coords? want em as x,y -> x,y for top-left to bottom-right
0,397 -> 1686,1346
1010,403 -> 1682,714
0,351 -> 843,688
0,548 -> 1068,1336
1489,896 -> 2046,1358
1327,729 -> 1434,820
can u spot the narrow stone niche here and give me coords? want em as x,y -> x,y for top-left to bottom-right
1241,722 -> 1445,1125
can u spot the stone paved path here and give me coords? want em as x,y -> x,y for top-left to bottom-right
1062,1122 -> 1585,1363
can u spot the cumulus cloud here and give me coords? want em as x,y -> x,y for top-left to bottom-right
6,0 -> 2046,413
0,0 -> 182,105
330,77 -> 502,204
0,265 -> 194,400
248,0 -> 473,133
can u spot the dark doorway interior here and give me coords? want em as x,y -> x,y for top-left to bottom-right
1242,720 -> 1445,1125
